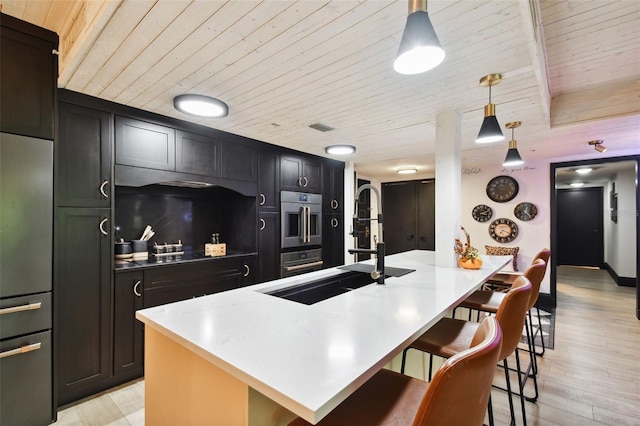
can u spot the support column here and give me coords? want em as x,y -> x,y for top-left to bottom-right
435,110 -> 462,268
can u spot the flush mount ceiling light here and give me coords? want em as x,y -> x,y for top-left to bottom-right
476,73 -> 505,144
397,167 -> 418,174
325,145 -> 356,155
502,121 -> 524,167
588,140 -> 607,153
393,0 -> 445,75
575,167 -> 593,175
570,182 -> 585,187
173,94 -> 228,118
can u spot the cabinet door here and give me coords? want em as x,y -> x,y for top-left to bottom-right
221,142 -> 258,182
58,103 -> 112,207
323,214 -> 344,268
417,181 -> 435,250
302,158 -> 322,193
175,130 -> 220,176
382,182 -> 417,255
113,271 -> 144,378
241,255 -> 259,286
323,161 -> 344,213
115,116 -> 175,171
258,213 -> 280,282
0,21 -> 57,140
258,151 -> 279,212
55,208 -> 111,405
280,155 -> 303,191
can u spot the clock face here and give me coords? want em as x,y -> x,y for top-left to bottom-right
486,175 -> 519,203
514,202 -> 538,221
472,204 -> 493,222
489,218 -> 519,243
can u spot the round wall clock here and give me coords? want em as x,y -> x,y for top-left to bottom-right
486,175 -> 519,203
514,202 -> 537,221
489,218 -> 519,243
472,204 -> 493,222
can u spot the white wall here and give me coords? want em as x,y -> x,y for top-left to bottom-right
461,161 -> 551,294
605,168 -> 638,278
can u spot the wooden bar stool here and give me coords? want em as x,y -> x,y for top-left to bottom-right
289,316 -> 502,426
402,277 -> 532,426
460,259 -> 547,403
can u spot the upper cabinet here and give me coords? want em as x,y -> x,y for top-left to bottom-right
115,116 -> 175,171
0,13 -> 58,140
58,102 -> 112,208
176,130 -> 220,176
280,155 -> 322,193
221,142 -> 257,182
323,160 -> 344,213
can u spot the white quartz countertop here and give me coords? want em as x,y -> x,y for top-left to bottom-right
136,250 -> 511,424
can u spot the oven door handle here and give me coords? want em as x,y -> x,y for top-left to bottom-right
305,206 -> 311,243
300,206 -> 307,243
283,260 -> 324,272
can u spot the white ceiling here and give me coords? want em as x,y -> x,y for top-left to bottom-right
2,0 -> 639,180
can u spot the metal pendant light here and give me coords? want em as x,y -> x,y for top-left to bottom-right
502,121 -> 524,167
393,0 -> 445,75
476,74 -> 504,143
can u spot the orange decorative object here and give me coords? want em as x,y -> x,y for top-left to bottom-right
458,257 -> 483,270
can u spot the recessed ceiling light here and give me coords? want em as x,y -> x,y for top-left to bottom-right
325,145 -> 355,155
397,167 -> 418,175
570,182 -> 585,187
173,94 -> 228,118
575,167 -> 593,175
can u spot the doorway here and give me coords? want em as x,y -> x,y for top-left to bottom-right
551,156 -> 639,320
557,187 -> 603,267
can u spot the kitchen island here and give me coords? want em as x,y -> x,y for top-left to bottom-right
136,250 -> 511,425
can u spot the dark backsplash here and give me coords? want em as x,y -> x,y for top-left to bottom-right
115,185 -> 256,253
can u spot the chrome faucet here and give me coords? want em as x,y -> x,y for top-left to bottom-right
348,184 -> 385,284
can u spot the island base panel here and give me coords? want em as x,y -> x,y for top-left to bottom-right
145,328 -> 249,425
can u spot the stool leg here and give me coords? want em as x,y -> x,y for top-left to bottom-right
535,307 -> 546,356
514,350 -> 528,426
487,394 -> 495,426
502,359 -> 517,426
400,348 -> 409,374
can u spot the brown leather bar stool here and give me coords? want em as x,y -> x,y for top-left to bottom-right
402,277 -> 532,426
485,249 -> 550,357
460,259 -> 547,403
288,316 -> 502,426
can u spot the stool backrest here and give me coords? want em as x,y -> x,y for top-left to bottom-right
534,248 -> 551,265
494,276 -> 532,360
524,259 -> 547,310
413,316 -> 502,426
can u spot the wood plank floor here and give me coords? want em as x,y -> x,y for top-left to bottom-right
54,266 -> 640,425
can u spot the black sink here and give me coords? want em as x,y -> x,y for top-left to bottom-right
262,271 -> 380,305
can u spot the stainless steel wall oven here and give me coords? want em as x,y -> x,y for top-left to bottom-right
281,191 -> 322,249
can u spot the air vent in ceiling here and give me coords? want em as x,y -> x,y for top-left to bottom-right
308,123 -> 334,132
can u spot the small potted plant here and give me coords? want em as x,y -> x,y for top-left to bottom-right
454,226 -> 483,269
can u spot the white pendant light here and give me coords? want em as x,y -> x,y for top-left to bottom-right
393,0 -> 445,75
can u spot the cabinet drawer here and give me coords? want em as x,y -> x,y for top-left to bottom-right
0,330 -> 53,425
0,292 -> 51,339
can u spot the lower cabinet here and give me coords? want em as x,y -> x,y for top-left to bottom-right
323,213 -> 345,268
259,212 -> 280,282
113,271 -> 144,378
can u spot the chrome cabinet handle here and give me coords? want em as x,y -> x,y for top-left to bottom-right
0,342 -> 41,359
302,176 -> 308,187
331,199 -> 338,209
331,218 -> 338,228
243,264 -> 250,277
99,218 -> 108,236
259,218 -> 266,230
133,280 -> 142,297
99,180 -> 109,198
298,177 -> 304,187
259,193 -> 266,206
0,302 -> 42,315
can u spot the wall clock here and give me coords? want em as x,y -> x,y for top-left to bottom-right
486,175 -> 519,203
488,218 -> 519,243
472,204 -> 493,222
514,202 -> 537,221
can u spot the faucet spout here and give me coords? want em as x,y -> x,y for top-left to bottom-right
348,184 -> 385,284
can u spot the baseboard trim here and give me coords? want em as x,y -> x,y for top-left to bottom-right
604,263 -> 637,288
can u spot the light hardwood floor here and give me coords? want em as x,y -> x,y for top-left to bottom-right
54,266 -> 640,425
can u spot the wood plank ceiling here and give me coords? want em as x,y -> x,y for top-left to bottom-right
2,0 -> 638,179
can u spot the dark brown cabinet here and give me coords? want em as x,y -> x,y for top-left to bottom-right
55,207 -> 112,406
382,180 -> 435,255
0,13 -> 58,140
221,142 -> 258,182
58,103 -> 112,207
323,214 -> 345,268
323,160 -> 344,213
258,151 -> 280,212
113,271 -> 144,378
259,213 -> 280,282
281,154 -> 322,193
115,116 -> 175,171
176,130 -> 220,176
